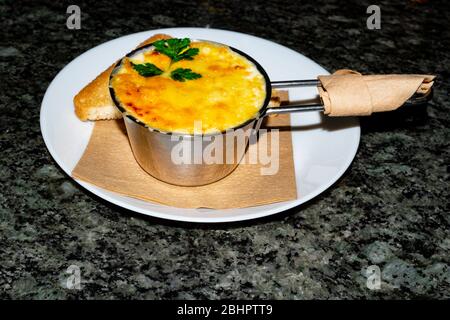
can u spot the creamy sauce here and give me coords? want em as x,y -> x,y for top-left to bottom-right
111,41 -> 266,134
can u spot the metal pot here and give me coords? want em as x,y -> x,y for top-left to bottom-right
109,40 -> 324,186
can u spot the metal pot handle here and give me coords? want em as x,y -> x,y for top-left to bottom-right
262,79 -> 433,117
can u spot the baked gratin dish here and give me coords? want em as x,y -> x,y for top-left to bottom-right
74,34 -> 282,132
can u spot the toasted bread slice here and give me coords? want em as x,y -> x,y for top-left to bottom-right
74,34 -> 172,121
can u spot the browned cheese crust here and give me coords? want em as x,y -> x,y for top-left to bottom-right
73,34 -> 172,121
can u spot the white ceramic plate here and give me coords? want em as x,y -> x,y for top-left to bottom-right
40,27 -> 360,223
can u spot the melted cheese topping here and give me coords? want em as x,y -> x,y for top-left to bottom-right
111,41 -> 266,134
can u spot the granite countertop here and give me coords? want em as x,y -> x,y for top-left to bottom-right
0,0 -> 449,299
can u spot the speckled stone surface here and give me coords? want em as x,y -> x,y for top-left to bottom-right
0,0 -> 449,299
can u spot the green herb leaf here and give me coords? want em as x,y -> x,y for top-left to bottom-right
153,38 -> 199,62
131,62 -> 163,77
170,68 -> 202,82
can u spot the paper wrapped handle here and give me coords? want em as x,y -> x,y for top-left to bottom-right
266,73 -> 434,117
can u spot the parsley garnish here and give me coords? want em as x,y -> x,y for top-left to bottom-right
130,39 -> 202,81
170,68 -> 202,82
153,38 -> 199,62
131,62 -> 163,77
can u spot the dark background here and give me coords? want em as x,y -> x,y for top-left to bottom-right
0,0 -> 449,299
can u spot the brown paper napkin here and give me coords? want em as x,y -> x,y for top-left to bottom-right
318,69 -> 435,116
72,96 -> 297,209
